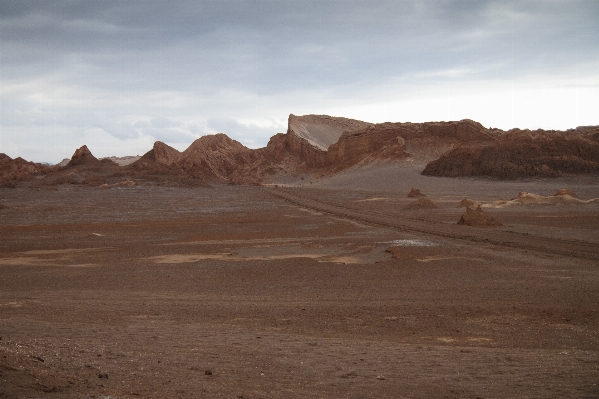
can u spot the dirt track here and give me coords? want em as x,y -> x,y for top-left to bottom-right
1,183 -> 599,398
264,187 -> 599,260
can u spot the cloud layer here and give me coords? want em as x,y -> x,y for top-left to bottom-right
1,0 -> 598,162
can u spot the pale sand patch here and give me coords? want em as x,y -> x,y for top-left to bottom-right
437,337 -> 455,343
416,255 -> 482,263
162,236 -> 354,246
247,254 -> 324,261
355,197 -> 392,202
146,253 -> 367,264
0,257 -> 55,266
383,239 -> 439,247
0,257 -> 99,267
0,301 -> 24,307
162,238 -> 304,246
21,247 -> 114,255
148,253 -> 236,263
319,256 -> 361,264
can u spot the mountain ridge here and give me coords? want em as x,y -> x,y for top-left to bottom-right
2,114 -> 598,187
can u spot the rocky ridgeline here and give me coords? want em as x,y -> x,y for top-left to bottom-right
423,127 -> 599,179
2,114 -> 599,187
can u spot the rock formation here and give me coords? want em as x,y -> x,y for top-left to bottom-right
422,127 -> 599,179
3,115 -> 599,187
407,188 -> 425,197
99,155 -> 141,166
177,134 -> 262,183
0,153 -> 49,187
142,142 -> 182,166
458,206 -> 503,227
65,145 -> 105,168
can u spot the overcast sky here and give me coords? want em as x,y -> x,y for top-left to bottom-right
1,0 -> 598,162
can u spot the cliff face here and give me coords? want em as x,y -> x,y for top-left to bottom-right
322,119 -> 498,170
287,114 -> 372,151
283,114 -> 372,168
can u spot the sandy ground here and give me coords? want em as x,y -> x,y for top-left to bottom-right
1,165 -> 599,398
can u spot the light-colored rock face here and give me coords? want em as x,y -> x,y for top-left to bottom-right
56,158 -> 70,167
100,156 -> 141,166
287,114 -> 372,151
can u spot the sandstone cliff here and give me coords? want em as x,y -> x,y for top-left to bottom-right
282,114 -> 372,168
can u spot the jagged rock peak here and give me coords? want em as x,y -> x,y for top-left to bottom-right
142,141 -> 182,166
66,145 -> 102,167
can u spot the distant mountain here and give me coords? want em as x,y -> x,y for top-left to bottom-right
2,115 -> 599,187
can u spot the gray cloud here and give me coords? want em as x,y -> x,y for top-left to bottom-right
1,0 -> 598,161
206,117 -> 285,148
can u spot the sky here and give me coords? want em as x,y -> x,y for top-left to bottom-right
1,0 -> 598,163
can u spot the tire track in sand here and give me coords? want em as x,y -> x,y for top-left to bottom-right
263,187 -> 599,261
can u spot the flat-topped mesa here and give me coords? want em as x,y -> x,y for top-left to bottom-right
142,141 -> 182,166
285,114 -> 373,168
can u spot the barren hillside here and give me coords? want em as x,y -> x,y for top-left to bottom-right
3,116 -> 599,187
423,127 -> 599,179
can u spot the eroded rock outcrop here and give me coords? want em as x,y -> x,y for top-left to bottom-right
0,153 -> 48,187
177,134 -> 262,183
5,115 -> 599,187
66,145 -> 105,168
325,119 -> 498,170
142,142 -> 182,166
282,114 -> 372,168
407,188 -> 425,198
422,127 -> 599,179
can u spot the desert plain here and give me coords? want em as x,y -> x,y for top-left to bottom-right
1,160 -> 598,399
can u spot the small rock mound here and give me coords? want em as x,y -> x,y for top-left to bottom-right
458,206 -> 503,227
405,197 -> 437,209
0,202 -> 6,209
554,188 -> 578,198
457,198 -> 479,208
407,188 -> 425,198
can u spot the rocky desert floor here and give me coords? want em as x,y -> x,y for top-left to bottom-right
1,164 -> 598,399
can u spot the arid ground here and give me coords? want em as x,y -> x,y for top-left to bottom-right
1,164 -> 598,398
